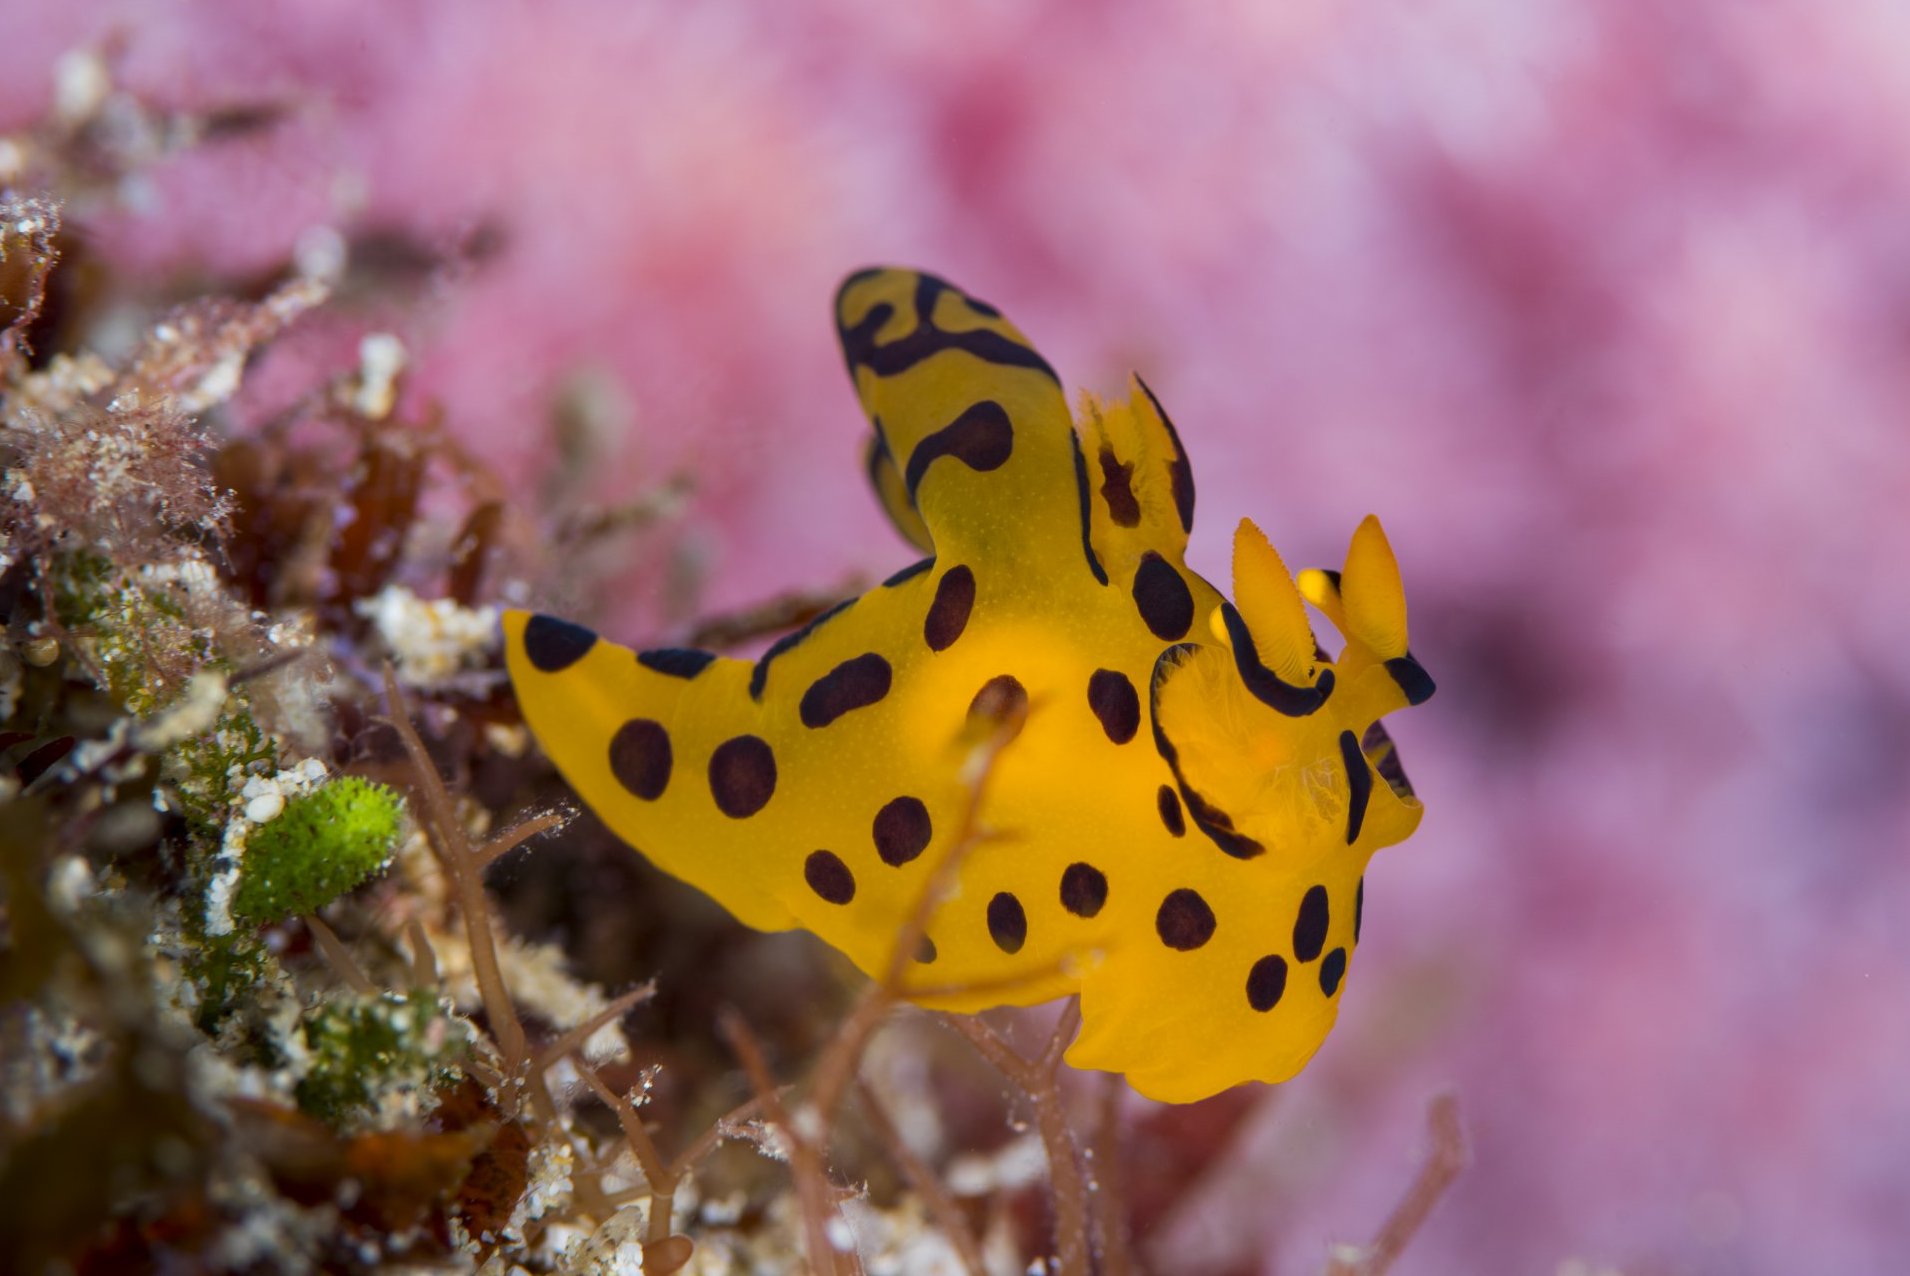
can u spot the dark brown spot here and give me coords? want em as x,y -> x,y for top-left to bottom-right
904,400 -> 1014,496
800,653 -> 893,728
1320,947 -> 1347,996
1086,669 -> 1140,744
1293,885 -> 1329,962
637,647 -> 715,679
1155,889 -> 1216,950
1059,863 -> 1108,918
1340,729 -> 1373,844
1156,784 -> 1185,837
968,674 -> 1028,727
522,614 -> 596,672
709,735 -> 776,818
987,892 -> 1027,954
873,796 -> 932,867
1132,552 -> 1193,641
607,719 -> 671,801
804,851 -> 856,905
915,935 -> 937,964
925,565 -> 975,652
1246,955 -> 1288,1012
1098,445 -> 1140,527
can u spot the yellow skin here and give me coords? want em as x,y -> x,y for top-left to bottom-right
503,269 -> 1434,1103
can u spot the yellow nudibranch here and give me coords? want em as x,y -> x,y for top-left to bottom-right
504,269 -> 1434,1103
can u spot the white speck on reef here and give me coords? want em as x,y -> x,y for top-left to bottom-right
357,584 -> 500,687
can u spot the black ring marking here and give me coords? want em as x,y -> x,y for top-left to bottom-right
1155,888 -> 1217,950
1217,601 -> 1333,717
804,850 -> 856,905
924,565 -> 975,652
1132,551 -> 1193,641
1246,954 -> 1288,1012
1339,729 -> 1373,844
873,796 -> 933,867
987,891 -> 1027,954
709,735 -> 777,818
750,598 -> 853,701
637,648 -> 716,680
904,400 -> 1015,498
1136,376 -> 1195,534
608,719 -> 672,801
1070,427 -> 1111,586
1319,947 -> 1347,997
1148,645 -> 1266,860
1293,885 -> 1330,963
523,614 -> 597,673
1097,444 -> 1141,527
800,653 -> 893,729
1086,669 -> 1141,744
1060,862 -> 1109,918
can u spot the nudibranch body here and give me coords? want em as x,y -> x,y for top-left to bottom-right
504,269 -> 1434,1103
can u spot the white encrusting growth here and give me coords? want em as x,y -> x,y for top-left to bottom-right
357,584 -> 501,687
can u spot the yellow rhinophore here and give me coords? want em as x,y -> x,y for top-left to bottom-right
504,269 -> 1435,1103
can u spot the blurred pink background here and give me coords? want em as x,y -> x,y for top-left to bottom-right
8,3 -> 1908,1271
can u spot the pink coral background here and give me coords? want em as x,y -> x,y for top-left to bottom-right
9,3 -> 1909,1271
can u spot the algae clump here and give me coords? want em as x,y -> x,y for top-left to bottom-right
231,777 -> 404,925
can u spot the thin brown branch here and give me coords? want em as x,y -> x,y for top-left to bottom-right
381,665 -> 545,1123
1088,1071 -> 1135,1276
474,808 -> 569,871
304,914 -> 377,995
894,960 -> 1069,1005
853,1078 -> 987,1276
669,1093 -> 771,1180
405,918 -> 439,989
684,578 -> 867,651
574,1056 -> 675,1241
720,1008 -> 851,1276
942,1003 -> 1091,1276
531,981 -> 656,1076
1324,1093 -> 1467,1276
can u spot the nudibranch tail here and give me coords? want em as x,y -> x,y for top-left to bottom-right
836,269 -> 1088,572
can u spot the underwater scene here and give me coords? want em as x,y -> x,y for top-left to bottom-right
3,5 -> 1907,1274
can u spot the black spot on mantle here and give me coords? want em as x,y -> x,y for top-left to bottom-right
800,653 -> 893,729
638,648 -> 716,680
903,400 -> 1014,499
522,614 -> 597,673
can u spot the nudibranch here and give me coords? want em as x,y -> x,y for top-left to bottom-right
503,269 -> 1434,1103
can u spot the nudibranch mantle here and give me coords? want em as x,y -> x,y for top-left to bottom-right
504,268 -> 1434,1103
